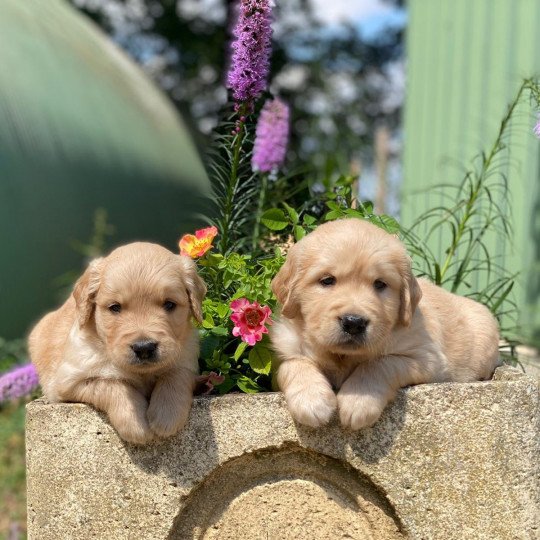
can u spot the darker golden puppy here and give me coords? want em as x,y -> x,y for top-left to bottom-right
270,219 -> 499,430
29,242 -> 206,444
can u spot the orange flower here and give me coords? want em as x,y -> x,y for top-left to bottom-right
179,226 -> 218,258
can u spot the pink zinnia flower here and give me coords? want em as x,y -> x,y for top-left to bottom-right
252,97 -> 290,174
230,298 -> 272,346
0,363 -> 39,402
227,0 -> 273,104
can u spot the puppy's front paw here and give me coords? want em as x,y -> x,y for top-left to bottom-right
286,386 -> 337,428
147,401 -> 190,439
113,417 -> 154,445
108,399 -> 154,444
337,392 -> 386,431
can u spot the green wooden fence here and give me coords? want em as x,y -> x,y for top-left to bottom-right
402,0 -> 540,345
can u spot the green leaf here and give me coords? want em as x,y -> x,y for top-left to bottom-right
236,375 -> 263,394
326,200 -> 341,211
434,263 -> 442,285
233,341 -> 248,361
302,214 -> 316,225
201,312 -> 215,329
294,225 -> 306,241
344,208 -> 366,219
200,334 -> 221,360
261,208 -> 289,231
490,281 -> 514,315
283,202 -> 299,224
358,201 -> 374,214
199,253 -> 223,267
216,302 -> 230,318
216,376 -> 237,395
325,210 -> 344,221
248,345 -> 272,375
368,214 -> 400,234
210,326 -> 229,336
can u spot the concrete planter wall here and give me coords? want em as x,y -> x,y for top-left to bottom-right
26,366 -> 539,539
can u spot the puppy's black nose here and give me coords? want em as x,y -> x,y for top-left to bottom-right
340,315 -> 369,336
131,340 -> 158,361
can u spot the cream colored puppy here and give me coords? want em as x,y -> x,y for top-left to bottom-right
270,219 -> 499,430
29,242 -> 206,444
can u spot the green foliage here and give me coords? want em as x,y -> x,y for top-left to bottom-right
402,81 -> 536,336
70,207 -> 115,259
0,401 -> 28,538
54,208 -> 115,300
197,249 -> 284,393
261,175 -> 400,240
210,116 -> 260,255
197,172 -> 401,393
0,338 -> 27,374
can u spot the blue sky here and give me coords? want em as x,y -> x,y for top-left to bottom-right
311,0 -> 406,42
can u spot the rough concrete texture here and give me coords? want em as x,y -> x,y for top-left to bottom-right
26,366 -> 539,540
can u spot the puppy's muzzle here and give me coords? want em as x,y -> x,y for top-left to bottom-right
130,339 -> 159,364
340,314 -> 369,336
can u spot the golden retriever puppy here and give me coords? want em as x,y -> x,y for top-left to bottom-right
29,242 -> 206,444
270,219 -> 499,430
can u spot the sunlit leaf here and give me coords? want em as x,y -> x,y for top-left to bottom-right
261,208 -> 289,230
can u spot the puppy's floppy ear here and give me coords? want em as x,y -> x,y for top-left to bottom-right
73,258 -> 104,328
399,259 -> 422,327
178,256 -> 207,324
271,245 -> 301,319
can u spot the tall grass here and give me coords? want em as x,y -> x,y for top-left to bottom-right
402,80 -> 537,342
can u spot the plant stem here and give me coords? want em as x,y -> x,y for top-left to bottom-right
219,115 -> 246,254
251,173 -> 268,251
438,81 -> 527,284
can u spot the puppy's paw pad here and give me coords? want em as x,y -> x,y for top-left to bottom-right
338,394 -> 385,430
287,389 -> 337,428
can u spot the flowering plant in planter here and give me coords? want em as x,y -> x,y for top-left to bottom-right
175,0 -> 405,394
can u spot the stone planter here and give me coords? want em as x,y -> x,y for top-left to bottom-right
26,366 -> 539,539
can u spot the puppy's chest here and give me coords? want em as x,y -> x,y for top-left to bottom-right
131,377 -> 159,398
321,358 -> 358,390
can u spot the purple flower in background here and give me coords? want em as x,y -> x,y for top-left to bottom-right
227,0 -> 273,104
534,115 -> 540,138
252,97 -> 290,174
0,363 -> 39,402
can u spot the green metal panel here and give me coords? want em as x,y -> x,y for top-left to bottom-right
0,0 -> 212,339
402,0 -> 540,344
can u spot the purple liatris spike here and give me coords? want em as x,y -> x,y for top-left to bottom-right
0,363 -> 39,402
227,0 -> 273,104
252,97 -> 290,174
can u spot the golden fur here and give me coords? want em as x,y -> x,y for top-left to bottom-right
29,242 -> 206,444
270,219 -> 499,430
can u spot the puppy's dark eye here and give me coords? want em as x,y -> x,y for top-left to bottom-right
108,303 -> 122,313
374,279 -> 387,291
163,301 -> 177,312
319,276 -> 336,287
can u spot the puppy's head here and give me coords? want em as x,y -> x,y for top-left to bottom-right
272,219 -> 421,358
73,242 -> 206,373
